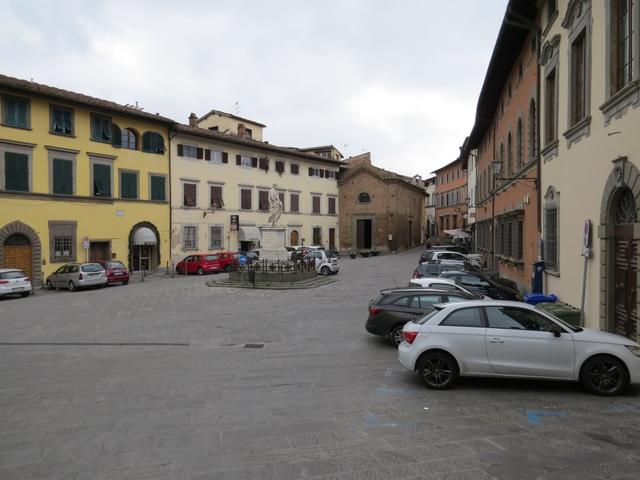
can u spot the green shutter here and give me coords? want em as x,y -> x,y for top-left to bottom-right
52,158 -> 73,194
5,152 -> 29,191
3,97 -> 28,128
111,125 -> 122,147
150,175 -> 165,201
121,172 -> 137,199
93,163 -> 111,197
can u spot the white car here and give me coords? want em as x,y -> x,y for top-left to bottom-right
409,277 -> 484,298
399,300 -> 640,396
0,269 -> 32,298
305,249 -> 339,275
424,251 -> 480,267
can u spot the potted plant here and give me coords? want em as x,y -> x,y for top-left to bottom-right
349,251 -> 357,259
360,250 -> 370,258
370,250 -> 380,257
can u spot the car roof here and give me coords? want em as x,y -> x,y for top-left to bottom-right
436,299 -> 533,310
410,277 -> 457,284
0,268 -> 26,273
380,287 -> 468,295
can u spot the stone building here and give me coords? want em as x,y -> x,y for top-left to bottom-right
432,157 -> 468,242
338,153 -> 426,253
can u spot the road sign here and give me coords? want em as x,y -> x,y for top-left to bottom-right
83,236 -> 90,249
237,254 -> 247,266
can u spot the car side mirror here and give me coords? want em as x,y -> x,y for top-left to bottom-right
550,325 -> 562,337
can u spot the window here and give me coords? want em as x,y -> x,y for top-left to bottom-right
392,296 -> 412,307
207,150 -> 225,164
290,193 -> 300,212
313,227 -> 322,245
3,151 -> 29,192
545,69 -> 557,144
308,167 -> 322,177
459,274 -> 490,288
507,132 -> 513,176
258,157 -> 269,171
245,127 -> 252,138
150,175 -> 166,201
49,221 -> 76,262
610,0 -> 633,95
328,197 -> 336,215
486,307 -> 557,332
183,182 -> 197,207
416,295 -> 444,308
544,207 -> 558,270
516,220 -> 523,260
547,0 -> 557,24
241,188 -> 252,210
50,106 -> 73,135
440,308 -> 483,327
111,124 -> 122,147
291,163 -> 300,175
141,132 -> 165,154
2,95 -> 29,128
279,191 -> 285,211
120,171 -> 138,199
92,162 -> 111,197
122,128 -> 137,150
183,225 -> 198,250
516,119 -> 523,169
275,160 -> 285,173
209,225 -> 224,249
570,30 -> 587,125
259,190 -> 269,211
178,144 -> 198,158
358,192 -> 371,203
210,185 -> 224,208
52,158 -> 73,195
236,155 -> 255,167
91,114 -> 111,141
312,195 -> 321,214
528,99 -> 537,162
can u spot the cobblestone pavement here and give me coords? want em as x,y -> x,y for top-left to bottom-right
1,249 -> 640,479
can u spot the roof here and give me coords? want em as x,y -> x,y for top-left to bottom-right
0,74 -> 175,125
174,124 -> 344,166
299,145 -> 344,157
462,0 -> 538,159
197,109 -> 267,128
431,157 -> 464,175
340,158 -> 427,194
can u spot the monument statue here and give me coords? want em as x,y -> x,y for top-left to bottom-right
268,184 -> 283,226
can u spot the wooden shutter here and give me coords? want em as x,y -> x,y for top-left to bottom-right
183,183 -> 196,207
251,157 -> 258,168
328,197 -> 336,214
319,169 -> 325,178
151,176 -> 165,201
204,149 -> 211,161
309,167 -> 314,176
291,163 -> 299,175
197,147 -> 204,159
177,144 -> 184,156
278,192 -> 285,210
121,172 -> 137,199
222,152 -> 228,164
93,163 -> 111,197
241,189 -> 251,209
111,125 -> 122,147
291,194 -> 299,212
313,196 -> 320,213
5,152 -> 29,191
236,155 -> 241,165
259,190 -> 269,211
275,160 -> 284,173
53,159 -> 72,194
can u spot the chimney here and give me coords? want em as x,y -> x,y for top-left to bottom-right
237,123 -> 246,137
188,113 -> 198,127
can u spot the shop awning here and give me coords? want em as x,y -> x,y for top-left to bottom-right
443,229 -> 470,239
133,227 -> 157,245
238,226 -> 261,242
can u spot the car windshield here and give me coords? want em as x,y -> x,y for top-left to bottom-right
81,264 -> 103,273
105,261 -> 125,269
0,271 -> 27,279
414,309 -> 441,325
535,307 -> 583,332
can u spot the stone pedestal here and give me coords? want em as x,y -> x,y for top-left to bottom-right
259,225 -> 288,261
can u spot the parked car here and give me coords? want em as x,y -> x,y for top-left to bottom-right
366,288 -> 477,345
99,260 -> 129,285
412,262 -> 473,279
0,269 -> 32,298
46,263 -> 107,291
419,246 -> 468,262
305,249 -> 339,275
438,271 -> 521,300
399,300 -> 640,395
176,253 -> 235,275
408,277 -> 484,298
419,249 -> 477,266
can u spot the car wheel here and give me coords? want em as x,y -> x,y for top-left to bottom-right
20,291 -> 30,298
417,351 -> 459,390
388,325 -> 404,347
197,267 -> 204,275
68,281 -> 76,292
122,280 -> 129,285
46,280 -> 54,290
580,355 -> 629,396
321,266 -> 331,276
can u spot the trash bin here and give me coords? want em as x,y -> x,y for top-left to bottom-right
537,302 -> 581,327
531,261 -> 544,293
524,293 -> 558,305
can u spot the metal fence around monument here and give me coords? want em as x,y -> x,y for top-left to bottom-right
234,258 -> 316,274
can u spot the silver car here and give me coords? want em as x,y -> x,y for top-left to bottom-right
46,263 -> 107,291
0,269 -> 32,298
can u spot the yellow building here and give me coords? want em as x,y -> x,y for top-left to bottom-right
170,112 -> 341,263
0,74 -> 174,285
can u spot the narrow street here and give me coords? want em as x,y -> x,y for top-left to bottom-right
1,249 -> 639,479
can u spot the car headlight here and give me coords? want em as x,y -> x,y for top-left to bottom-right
625,345 -> 640,357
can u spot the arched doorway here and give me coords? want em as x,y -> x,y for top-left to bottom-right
290,229 -> 299,246
0,221 -> 42,285
128,222 -> 160,272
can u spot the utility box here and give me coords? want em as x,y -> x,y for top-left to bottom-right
531,261 -> 544,294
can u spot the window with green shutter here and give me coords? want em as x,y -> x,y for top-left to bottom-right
2,95 -> 29,128
120,171 -> 138,199
52,158 -> 73,195
93,163 -> 111,197
4,152 -> 29,191
90,114 -> 112,141
50,106 -> 73,135
141,132 -> 165,154
150,175 -> 166,201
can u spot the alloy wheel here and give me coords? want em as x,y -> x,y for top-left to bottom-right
420,355 -> 454,388
586,358 -> 625,395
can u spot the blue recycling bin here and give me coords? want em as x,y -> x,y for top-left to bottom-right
524,293 -> 558,305
531,261 -> 544,294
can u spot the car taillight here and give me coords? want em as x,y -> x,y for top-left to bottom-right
403,331 -> 418,344
369,306 -> 382,315
0,280 -> 8,284
79,273 -> 84,280
413,272 -> 422,278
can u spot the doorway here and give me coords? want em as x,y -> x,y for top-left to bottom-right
89,241 -> 111,263
356,219 -> 372,250
290,229 -> 299,246
329,228 -> 336,251
3,234 -> 32,278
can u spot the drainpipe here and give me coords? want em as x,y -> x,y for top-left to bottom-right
168,126 -> 177,275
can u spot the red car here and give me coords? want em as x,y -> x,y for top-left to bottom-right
176,253 -> 235,275
99,260 -> 130,285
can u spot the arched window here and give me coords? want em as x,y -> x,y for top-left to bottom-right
507,132 -> 512,177
111,123 -> 122,147
528,99 -> 537,162
122,128 -> 138,150
358,192 -> 371,203
516,118 -> 523,169
142,132 -> 166,154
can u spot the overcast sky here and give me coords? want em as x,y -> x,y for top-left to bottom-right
3,0 -> 507,177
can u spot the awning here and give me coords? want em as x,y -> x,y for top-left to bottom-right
443,229 -> 470,239
133,227 -> 157,245
238,226 -> 261,242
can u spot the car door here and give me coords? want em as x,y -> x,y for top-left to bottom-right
67,265 -> 79,286
484,306 -> 575,378
187,256 -> 199,274
434,306 -> 491,374
383,295 -> 422,324
50,266 -> 64,287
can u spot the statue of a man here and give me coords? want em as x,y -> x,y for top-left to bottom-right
268,184 -> 283,226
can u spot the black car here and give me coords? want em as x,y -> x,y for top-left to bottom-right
438,271 -> 521,300
366,288 -> 476,346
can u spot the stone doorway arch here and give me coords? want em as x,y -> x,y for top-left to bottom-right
0,221 -> 42,285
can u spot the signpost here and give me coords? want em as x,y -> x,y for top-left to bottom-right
580,220 -> 591,326
83,236 -> 90,262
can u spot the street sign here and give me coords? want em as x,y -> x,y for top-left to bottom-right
83,236 -> 90,249
237,254 -> 247,265
582,219 -> 591,257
